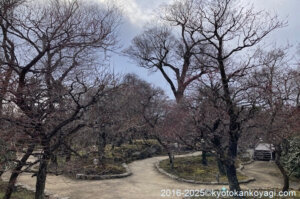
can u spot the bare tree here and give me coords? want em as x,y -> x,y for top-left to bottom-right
0,0 -> 120,198
0,0 -> 24,117
118,74 -> 176,167
179,0 -> 284,191
87,83 -> 123,165
250,48 -> 300,191
124,0 -> 214,103
126,0 -> 283,191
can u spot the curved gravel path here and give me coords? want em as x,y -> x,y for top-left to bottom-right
2,153 -> 299,199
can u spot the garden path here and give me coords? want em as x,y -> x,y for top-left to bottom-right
2,152 -> 298,199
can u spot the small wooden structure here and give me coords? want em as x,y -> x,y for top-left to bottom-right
254,143 -> 275,161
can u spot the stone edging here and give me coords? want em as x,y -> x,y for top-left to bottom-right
155,159 -> 255,185
236,160 -> 255,183
240,160 -> 254,166
76,163 -> 132,180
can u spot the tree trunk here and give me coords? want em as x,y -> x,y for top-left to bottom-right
211,136 -> 226,175
215,32 -> 241,193
35,143 -> 50,199
0,170 -> 4,177
50,154 -> 58,175
155,137 -> 174,169
97,130 -> 106,164
65,149 -> 71,162
201,151 -> 208,166
50,154 -> 57,165
217,158 -> 226,175
0,67 -> 13,117
175,90 -> 184,104
114,137 -> 123,147
225,161 -> 241,192
167,151 -> 174,169
225,136 -> 241,192
275,149 -> 289,192
63,143 -> 71,162
4,144 -> 35,199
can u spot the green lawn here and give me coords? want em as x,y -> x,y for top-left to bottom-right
159,155 -> 248,183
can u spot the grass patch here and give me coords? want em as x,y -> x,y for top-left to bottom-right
159,155 -> 248,183
0,179 -> 39,199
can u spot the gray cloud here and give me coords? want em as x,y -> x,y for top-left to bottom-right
106,0 -> 300,98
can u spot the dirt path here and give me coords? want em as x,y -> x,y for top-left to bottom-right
2,152 -> 223,199
242,161 -> 299,190
2,153 -> 299,199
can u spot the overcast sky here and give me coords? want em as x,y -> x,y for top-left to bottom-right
97,0 -> 300,99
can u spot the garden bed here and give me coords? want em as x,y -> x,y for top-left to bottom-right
48,139 -> 163,179
158,155 -> 254,184
75,163 -> 132,180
